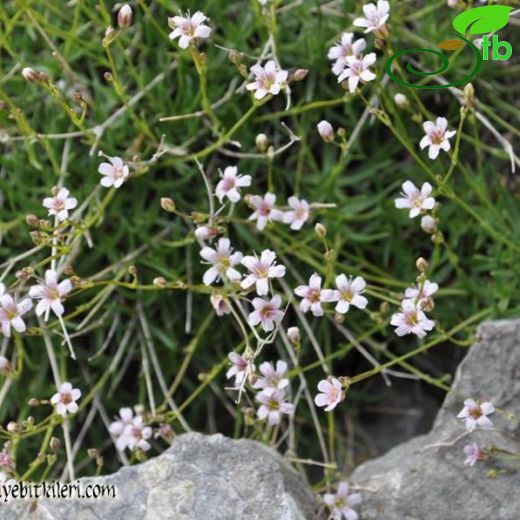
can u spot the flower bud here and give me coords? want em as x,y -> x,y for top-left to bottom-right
287,326 -> 300,344
117,4 -> 133,29
28,398 -> 40,407
195,225 -> 219,241
394,93 -> 409,108
291,68 -> 309,82
161,197 -> 176,212
128,265 -> 138,276
314,222 -> 327,238
464,82 -> 475,107
153,277 -> 167,288
317,120 -> 335,143
255,133 -> 269,153
416,257 -> 429,272
7,422 -> 19,434
0,356 -> 12,373
22,67 -> 48,83
420,215 -> 437,234
49,437 -> 61,451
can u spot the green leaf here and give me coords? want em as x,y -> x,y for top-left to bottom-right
452,5 -> 513,35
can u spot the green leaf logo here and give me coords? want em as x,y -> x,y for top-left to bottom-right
453,5 -> 513,36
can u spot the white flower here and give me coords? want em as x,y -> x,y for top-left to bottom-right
200,237 -> 243,286
390,299 -> 435,338
241,249 -> 286,295
215,166 -> 251,203
314,378 -> 345,412
394,180 -> 435,218
248,294 -> 284,332
256,389 -> 294,425
334,275 -> 368,314
404,280 -> 439,304
283,196 -> 310,230
29,269 -> 72,318
328,33 -> 366,76
420,117 -> 456,160
421,215 -> 437,234
353,1 -> 390,33
463,442 -> 482,466
323,482 -> 363,520
457,399 -> 494,433
210,294 -> 231,316
42,187 -> 77,222
248,193 -> 284,231
253,360 -> 289,394
168,11 -> 211,49
246,60 -> 288,100
294,273 -> 336,317
0,294 -> 32,337
109,407 -> 135,451
226,352 -> 255,386
337,53 -> 377,93
98,156 -> 129,188
51,382 -> 81,417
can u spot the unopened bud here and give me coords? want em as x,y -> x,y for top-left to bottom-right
287,327 -> 300,344
420,215 -> 437,234
464,82 -> 475,107
394,93 -> 409,108
104,26 -> 116,41
228,50 -> 243,65
117,4 -> 133,29
255,133 -> 269,153
153,277 -> 167,288
315,222 -> 327,238
28,398 -> 40,407
128,265 -> 138,276
49,437 -> 61,451
87,448 -> 100,460
25,214 -> 40,228
291,68 -> 309,81
7,422 -> 19,434
161,197 -> 176,212
317,120 -> 335,143
416,257 -> 429,272
195,225 -> 219,241
22,67 -> 48,83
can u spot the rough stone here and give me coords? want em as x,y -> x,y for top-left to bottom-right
351,319 -> 520,520
4,432 -> 320,520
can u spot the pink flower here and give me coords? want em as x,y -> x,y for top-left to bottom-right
337,53 -> 377,93
29,269 -> 72,318
109,407 -> 135,450
210,294 -> 231,316
353,1 -> 390,33
463,442 -> 482,467
98,156 -> 129,188
334,275 -> 368,314
168,11 -> 211,49
328,33 -> 367,76
124,416 -> 153,452
200,237 -> 243,286
241,249 -> 286,295
248,294 -> 284,332
215,166 -> 251,203
42,187 -> 77,222
314,378 -> 345,411
420,117 -> 456,160
226,352 -> 255,386
253,360 -> 289,394
246,60 -> 288,100
256,389 -> 294,425
323,482 -> 363,520
294,273 -> 337,317
51,382 -> 81,417
0,294 -> 32,337
404,280 -> 439,305
248,193 -> 284,231
394,180 -> 435,218
457,399 -> 495,433
283,196 -> 310,230
390,299 -> 435,338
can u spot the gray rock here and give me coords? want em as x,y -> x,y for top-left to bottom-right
351,319 -> 520,520
4,432 -> 320,520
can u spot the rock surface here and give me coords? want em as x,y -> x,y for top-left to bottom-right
351,319 -> 520,520
4,433 -> 320,520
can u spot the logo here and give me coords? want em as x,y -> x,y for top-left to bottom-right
385,5 -> 513,89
